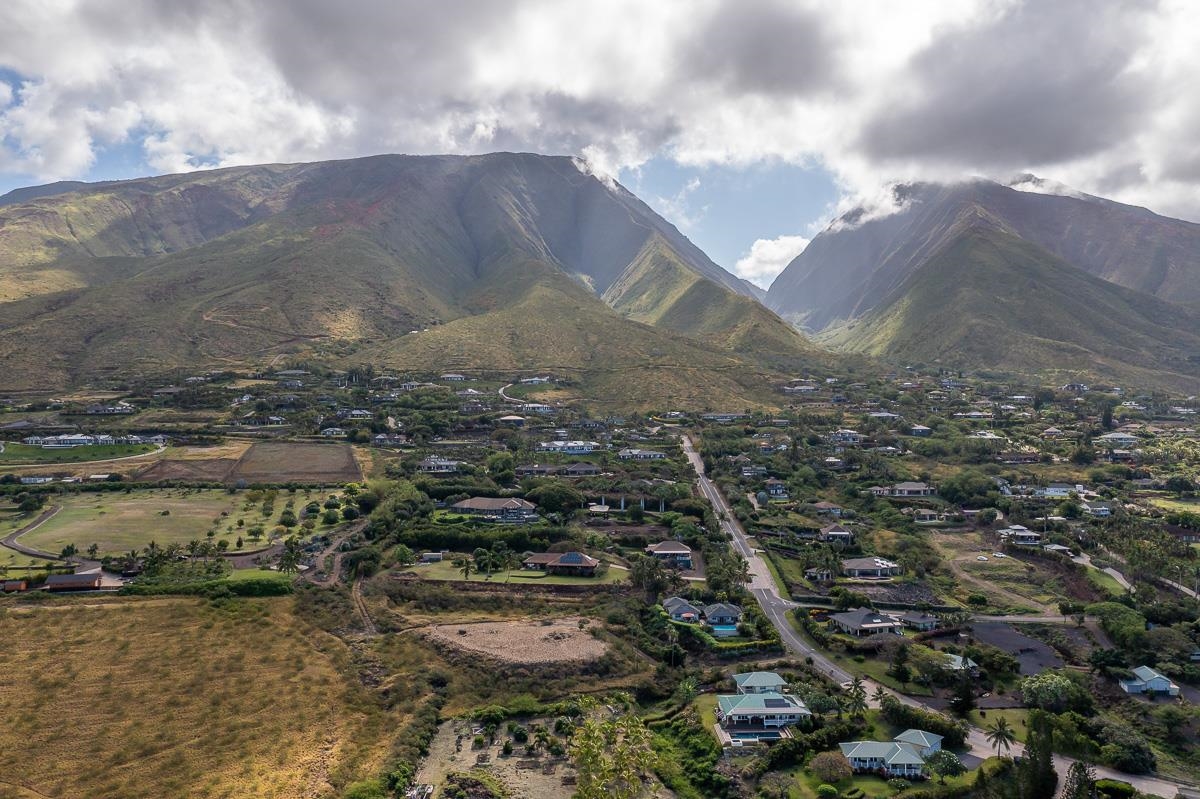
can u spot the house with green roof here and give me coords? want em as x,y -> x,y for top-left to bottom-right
839,729 -> 941,777
714,692 -> 810,745
733,672 -> 788,694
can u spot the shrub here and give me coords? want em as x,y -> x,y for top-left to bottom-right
817,784 -> 839,799
810,751 -> 853,783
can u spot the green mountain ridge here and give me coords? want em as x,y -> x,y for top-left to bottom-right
822,222 -> 1200,392
0,153 -> 819,407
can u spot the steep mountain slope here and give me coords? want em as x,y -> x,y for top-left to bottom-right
767,178 -> 1200,329
822,222 -> 1200,392
0,153 -> 817,403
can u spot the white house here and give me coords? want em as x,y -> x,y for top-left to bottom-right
538,440 -> 599,455
618,447 -> 666,460
999,525 -> 1042,546
717,692 -> 810,732
1121,666 -> 1180,697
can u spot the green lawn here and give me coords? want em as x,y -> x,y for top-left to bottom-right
411,557 -> 628,585
1148,496 -> 1200,513
18,489 -> 299,556
0,443 -> 155,465
1085,566 -> 1125,597
848,655 -> 935,697
969,708 -> 1030,745
782,752 -> 1001,799
224,568 -> 293,584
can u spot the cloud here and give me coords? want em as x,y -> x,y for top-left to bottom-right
1,0 -> 1200,223
734,234 -> 810,288
648,176 -> 706,231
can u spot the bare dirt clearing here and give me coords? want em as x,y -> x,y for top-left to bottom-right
425,617 -> 608,664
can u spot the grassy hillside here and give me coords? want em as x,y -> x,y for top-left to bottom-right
361,255 -> 787,411
823,224 -> 1200,392
0,154 -> 817,401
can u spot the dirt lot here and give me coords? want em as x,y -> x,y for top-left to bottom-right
229,441 -> 362,484
132,441 -> 361,485
425,618 -> 608,664
970,621 -> 1064,675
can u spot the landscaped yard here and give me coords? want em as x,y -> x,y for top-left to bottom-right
409,558 -> 628,585
16,489 -> 313,556
0,442 -> 156,465
969,708 -> 1031,745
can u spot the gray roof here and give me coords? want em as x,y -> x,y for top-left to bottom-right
894,729 -> 943,748
718,692 -> 809,715
704,602 -> 742,618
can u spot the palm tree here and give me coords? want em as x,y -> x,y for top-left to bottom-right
847,677 -> 868,719
985,717 -> 1016,759
871,684 -> 887,706
455,556 -> 474,581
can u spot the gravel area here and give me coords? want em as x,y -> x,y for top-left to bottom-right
425,617 -> 608,664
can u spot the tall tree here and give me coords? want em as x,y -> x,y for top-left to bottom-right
926,750 -> 966,784
278,536 -> 302,574
1019,712 -> 1058,799
847,677 -> 868,719
986,716 -> 1016,759
1060,760 -> 1095,799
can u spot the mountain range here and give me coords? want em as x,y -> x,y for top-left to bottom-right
0,153 -> 821,408
766,178 -> 1200,391
2,156 -> 1199,401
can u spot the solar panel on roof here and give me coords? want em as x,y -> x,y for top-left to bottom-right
560,552 -> 582,563
764,698 -> 789,708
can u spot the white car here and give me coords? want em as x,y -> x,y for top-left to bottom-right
992,552 -> 1007,558
976,555 -> 989,561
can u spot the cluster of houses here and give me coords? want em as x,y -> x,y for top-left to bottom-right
713,669 -> 945,774
663,596 -> 743,635
20,433 -> 167,448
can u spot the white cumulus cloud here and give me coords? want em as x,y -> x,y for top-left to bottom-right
734,234 -> 810,289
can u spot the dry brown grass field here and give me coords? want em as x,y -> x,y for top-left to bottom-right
230,441 -> 362,484
0,597 -> 392,799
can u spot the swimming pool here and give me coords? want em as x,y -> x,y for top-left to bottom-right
710,624 -> 740,637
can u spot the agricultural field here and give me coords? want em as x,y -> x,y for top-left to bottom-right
0,597 -> 391,799
0,442 -> 156,465
15,488 -> 317,556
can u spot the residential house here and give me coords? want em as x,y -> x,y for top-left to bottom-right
839,731 -> 938,778
944,654 -> 979,674
563,462 -> 601,477
320,427 -> 346,437
741,464 -> 768,478
418,456 -> 462,474
449,497 -> 538,523
841,556 -> 902,579
618,447 -> 666,460
999,525 -> 1042,546
537,440 -> 599,455
1040,483 -> 1078,499
497,415 -> 526,427
733,672 -> 788,694
829,429 -> 864,446
898,612 -> 939,632
716,692 -> 811,741
1097,432 -> 1139,448
764,478 -> 789,499
663,596 -> 703,622
704,603 -> 743,626
521,551 -> 599,576
1121,666 -> 1180,697
839,740 -> 926,777
894,729 -> 944,757
811,501 -> 844,517
819,523 -> 854,544
828,607 -> 903,637
701,412 -> 746,424
645,541 -> 694,569
909,424 -> 932,437
1082,502 -> 1113,518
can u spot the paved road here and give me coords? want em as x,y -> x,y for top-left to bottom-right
678,434 -> 1191,798
497,384 -> 525,405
